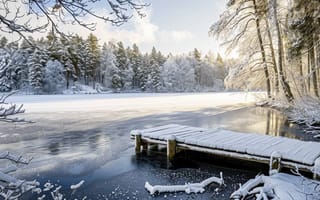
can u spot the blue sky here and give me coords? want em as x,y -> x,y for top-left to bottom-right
6,0 -> 228,56
143,0 -> 228,54
83,0 -> 228,55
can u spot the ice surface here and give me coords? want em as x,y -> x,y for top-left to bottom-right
5,92 -> 263,113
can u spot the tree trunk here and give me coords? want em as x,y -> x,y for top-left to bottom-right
265,18 -> 279,94
253,0 -> 272,99
307,53 -> 311,93
66,70 -> 70,89
310,38 -> 319,97
298,54 -> 305,94
271,0 -> 294,102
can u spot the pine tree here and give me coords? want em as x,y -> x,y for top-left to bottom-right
59,37 -> 75,89
69,35 -> 85,81
86,33 -> 100,86
0,46 -> 10,92
157,50 -> 166,66
112,41 -> 128,90
28,49 -> 47,94
115,41 -> 128,71
0,42 -> 28,91
150,62 -> 160,91
18,39 -> 34,90
100,42 -> 118,88
192,48 -> 202,85
193,48 -> 201,62
149,47 -> 161,91
140,53 -> 149,91
130,43 -> 142,89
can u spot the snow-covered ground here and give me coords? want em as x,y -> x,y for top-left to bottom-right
7,92 -> 265,113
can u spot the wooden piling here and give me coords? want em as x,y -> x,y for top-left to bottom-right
167,135 -> 176,161
269,151 -> 281,175
135,134 -> 142,153
313,158 -> 320,180
142,143 -> 148,151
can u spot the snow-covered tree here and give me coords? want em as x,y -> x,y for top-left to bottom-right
115,41 -> 128,71
129,43 -> 143,89
161,56 -> 196,92
0,42 -> 27,92
28,49 -> 47,94
86,33 -> 100,86
192,48 -> 202,85
198,61 -> 215,88
43,60 -> 66,93
53,37 -> 75,89
149,47 -> 161,91
111,73 -> 123,91
100,43 -> 118,88
0,48 -> 11,92
140,53 -> 149,91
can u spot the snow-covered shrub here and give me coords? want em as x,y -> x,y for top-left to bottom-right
289,96 -> 320,126
63,82 -> 99,94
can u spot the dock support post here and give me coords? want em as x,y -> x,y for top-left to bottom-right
167,135 -> 176,161
313,158 -> 320,180
135,134 -> 142,153
269,151 -> 281,175
142,143 -> 148,151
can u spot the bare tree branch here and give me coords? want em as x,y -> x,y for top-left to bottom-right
0,0 -> 149,41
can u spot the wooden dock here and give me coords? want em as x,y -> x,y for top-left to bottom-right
130,124 -> 320,179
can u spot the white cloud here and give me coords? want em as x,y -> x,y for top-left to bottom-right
163,30 -> 194,42
3,7 -> 194,54
60,10 -> 194,53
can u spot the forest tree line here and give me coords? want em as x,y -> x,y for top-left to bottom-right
211,0 -> 320,102
0,33 -> 227,94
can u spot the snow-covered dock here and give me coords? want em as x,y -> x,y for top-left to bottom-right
130,124 -> 320,178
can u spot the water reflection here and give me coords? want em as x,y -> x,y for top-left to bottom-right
201,106 -> 311,141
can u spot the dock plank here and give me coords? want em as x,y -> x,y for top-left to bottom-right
130,124 -> 320,170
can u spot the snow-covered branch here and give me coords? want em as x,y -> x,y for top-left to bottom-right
0,0 -> 148,41
230,173 -> 320,200
0,151 -> 38,200
0,91 -> 26,122
145,172 -> 224,195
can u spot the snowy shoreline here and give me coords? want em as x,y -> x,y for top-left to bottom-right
258,97 -> 320,139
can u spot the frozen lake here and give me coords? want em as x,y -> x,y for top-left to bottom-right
0,92 -> 309,199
